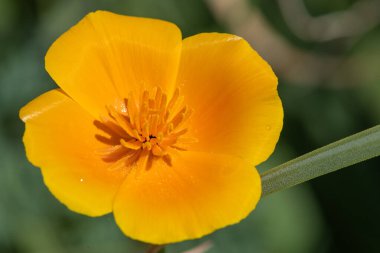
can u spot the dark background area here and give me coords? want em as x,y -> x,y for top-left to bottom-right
0,0 -> 379,252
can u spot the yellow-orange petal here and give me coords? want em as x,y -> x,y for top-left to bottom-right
45,11 -> 182,118
20,89 -> 126,216
113,151 -> 261,244
176,33 -> 283,165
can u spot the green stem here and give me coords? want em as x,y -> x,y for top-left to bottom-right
261,125 -> 380,196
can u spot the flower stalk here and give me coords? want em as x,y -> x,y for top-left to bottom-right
146,245 -> 165,253
261,125 -> 380,196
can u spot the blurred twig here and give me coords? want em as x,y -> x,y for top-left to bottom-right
206,0 -> 340,85
278,0 -> 380,42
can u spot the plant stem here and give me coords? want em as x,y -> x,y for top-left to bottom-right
146,244 -> 165,253
261,125 -> 380,196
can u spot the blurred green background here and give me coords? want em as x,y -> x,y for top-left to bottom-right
1,0 -> 379,252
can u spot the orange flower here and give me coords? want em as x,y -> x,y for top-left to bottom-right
20,11 -> 283,244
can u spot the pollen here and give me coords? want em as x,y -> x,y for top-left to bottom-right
94,87 -> 197,169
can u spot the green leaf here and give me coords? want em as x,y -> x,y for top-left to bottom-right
261,125 -> 380,196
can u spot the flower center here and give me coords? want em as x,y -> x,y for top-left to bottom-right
94,87 -> 196,170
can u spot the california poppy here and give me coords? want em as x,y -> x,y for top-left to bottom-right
20,11 -> 283,244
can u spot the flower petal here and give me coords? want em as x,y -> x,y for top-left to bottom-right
45,11 -> 182,118
176,33 -> 283,165
113,151 -> 261,244
20,89 -> 126,216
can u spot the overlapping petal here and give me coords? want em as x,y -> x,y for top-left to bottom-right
113,151 -> 261,244
45,11 -> 182,118
20,89 -> 126,216
176,33 -> 283,165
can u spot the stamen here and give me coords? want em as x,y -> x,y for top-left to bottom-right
142,121 -> 150,139
120,139 -> 141,150
152,144 -> 165,156
94,87 -> 197,170
150,114 -> 159,136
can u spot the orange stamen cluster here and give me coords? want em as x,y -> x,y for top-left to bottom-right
94,87 -> 196,170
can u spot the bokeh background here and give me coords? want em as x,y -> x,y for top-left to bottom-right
1,0 -> 379,252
